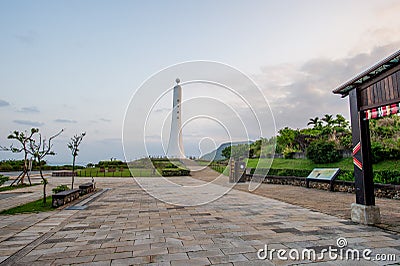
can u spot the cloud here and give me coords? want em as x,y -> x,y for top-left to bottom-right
54,119 -> 77,124
255,43 -> 400,130
13,120 -> 44,127
14,30 -> 37,44
0,99 -> 10,107
17,106 -> 40,113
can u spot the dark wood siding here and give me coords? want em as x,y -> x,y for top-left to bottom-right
360,69 -> 400,109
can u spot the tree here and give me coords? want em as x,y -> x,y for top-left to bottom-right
276,127 -> 300,152
1,128 -> 39,185
27,129 -> 63,204
222,144 -> 251,160
307,117 -> 322,129
322,114 -> 334,127
221,146 -> 231,159
306,140 -> 341,163
333,114 -> 349,129
68,132 -> 86,189
369,116 -> 400,162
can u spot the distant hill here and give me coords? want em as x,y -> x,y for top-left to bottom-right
200,140 -> 253,161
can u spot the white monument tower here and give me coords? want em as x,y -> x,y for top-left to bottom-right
167,78 -> 185,158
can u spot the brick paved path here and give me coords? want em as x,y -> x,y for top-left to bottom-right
0,176 -> 399,265
190,167 -> 400,233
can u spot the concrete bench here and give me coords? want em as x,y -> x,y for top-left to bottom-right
52,189 -> 80,207
79,182 -> 95,195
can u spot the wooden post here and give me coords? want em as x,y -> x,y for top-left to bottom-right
349,89 -> 375,206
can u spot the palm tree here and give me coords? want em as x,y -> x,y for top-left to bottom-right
334,114 -> 349,129
307,117 -> 322,128
322,114 -> 334,127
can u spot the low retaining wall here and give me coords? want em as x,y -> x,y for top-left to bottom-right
245,174 -> 400,200
52,171 -> 76,177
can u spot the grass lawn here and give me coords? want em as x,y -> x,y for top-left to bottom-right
77,168 -> 158,177
0,183 -> 40,192
246,158 -> 400,171
0,196 -> 54,215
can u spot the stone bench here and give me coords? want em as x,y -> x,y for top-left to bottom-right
52,189 -> 80,207
79,182 -> 95,195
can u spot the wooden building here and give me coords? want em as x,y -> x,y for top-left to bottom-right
333,50 -> 400,224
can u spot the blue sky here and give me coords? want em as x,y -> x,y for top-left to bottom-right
0,0 -> 399,164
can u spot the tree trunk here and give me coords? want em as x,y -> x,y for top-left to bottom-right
72,156 -> 76,189
21,151 -> 28,185
43,181 -> 47,205
39,164 -> 46,205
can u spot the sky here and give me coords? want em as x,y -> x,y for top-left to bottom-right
0,0 -> 400,165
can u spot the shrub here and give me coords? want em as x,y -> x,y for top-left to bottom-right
52,184 -> 70,194
249,168 -> 310,177
337,170 -> 354,181
306,140 -> 341,163
373,170 -> 400,184
247,168 -> 400,185
282,147 -> 297,159
371,142 -> 386,163
164,163 -> 178,169
371,141 -> 400,163
0,175 -> 9,186
0,163 -> 13,171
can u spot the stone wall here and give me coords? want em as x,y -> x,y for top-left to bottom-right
245,174 -> 400,200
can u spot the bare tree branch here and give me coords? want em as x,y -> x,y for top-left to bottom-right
27,128 -> 63,204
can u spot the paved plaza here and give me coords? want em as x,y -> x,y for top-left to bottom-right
0,175 -> 399,265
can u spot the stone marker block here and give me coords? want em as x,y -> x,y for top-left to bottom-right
351,203 -> 381,225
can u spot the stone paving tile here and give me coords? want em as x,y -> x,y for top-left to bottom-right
78,247 -> 116,257
168,244 -> 203,254
235,260 -> 274,266
65,243 -> 101,252
54,255 -> 95,265
208,254 -> 248,264
19,259 -> 54,266
16,253 -> 41,262
28,247 -> 67,256
221,246 -> 256,255
170,257 -> 210,266
110,256 -> 150,265
0,176 -> 399,265
188,249 -> 224,259
145,262 -> 171,266
151,252 -> 189,262
74,261 -> 111,266
132,247 -> 169,257
93,251 -> 133,262
38,250 -> 80,261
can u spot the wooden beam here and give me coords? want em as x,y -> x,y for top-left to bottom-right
360,65 -> 400,91
349,89 -> 375,206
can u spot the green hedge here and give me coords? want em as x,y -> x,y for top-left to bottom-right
373,170 -> 400,184
250,168 -> 310,177
161,168 -> 190,177
52,184 -> 70,194
248,168 -> 400,184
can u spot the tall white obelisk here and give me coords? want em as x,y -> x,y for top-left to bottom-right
167,78 -> 185,158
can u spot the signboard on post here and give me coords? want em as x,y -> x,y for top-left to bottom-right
306,168 -> 340,191
229,159 -> 246,183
